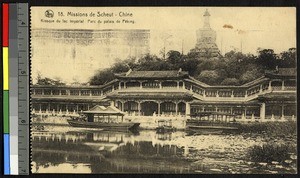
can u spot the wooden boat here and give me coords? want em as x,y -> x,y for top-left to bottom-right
155,120 -> 176,133
67,120 -> 140,131
67,105 -> 140,131
187,111 -> 239,133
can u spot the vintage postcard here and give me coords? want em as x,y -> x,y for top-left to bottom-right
30,7 -> 297,174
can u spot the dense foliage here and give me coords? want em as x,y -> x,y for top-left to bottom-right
89,48 -> 296,86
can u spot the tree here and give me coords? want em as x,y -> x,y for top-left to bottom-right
36,77 -> 65,85
166,50 -> 182,64
221,78 -> 240,85
179,56 -> 201,76
278,48 -> 296,68
111,59 -> 131,73
256,48 -> 278,70
196,70 -> 220,85
89,69 -> 115,85
240,68 -> 261,84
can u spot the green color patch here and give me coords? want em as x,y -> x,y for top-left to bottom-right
3,90 -> 9,133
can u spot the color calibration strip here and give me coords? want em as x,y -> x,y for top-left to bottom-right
17,3 -> 30,175
2,3 -> 29,175
3,3 -> 10,175
9,3 -> 19,175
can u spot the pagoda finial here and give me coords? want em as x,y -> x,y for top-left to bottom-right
203,9 -> 211,28
204,9 -> 210,16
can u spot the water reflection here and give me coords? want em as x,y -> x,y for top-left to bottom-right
31,126 -> 296,174
32,129 -> 192,173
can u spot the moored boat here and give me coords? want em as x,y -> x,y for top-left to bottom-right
67,105 -> 140,131
67,120 -> 140,131
187,111 -> 239,133
155,119 -> 176,133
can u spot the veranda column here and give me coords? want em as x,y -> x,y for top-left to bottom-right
140,81 -> 143,89
244,106 -> 247,119
268,81 -> 272,91
39,104 -> 41,113
185,102 -> 190,117
281,104 -> 285,120
158,102 -> 161,116
281,80 -> 285,90
119,82 -> 121,90
175,102 -> 178,115
138,101 -> 141,116
66,104 -> 69,115
260,85 -> 263,93
110,100 -> 115,107
260,102 -> 266,121
56,104 -> 59,114
121,101 -> 125,112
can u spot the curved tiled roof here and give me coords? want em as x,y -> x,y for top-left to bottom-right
265,68 -> 296,78
257,92 -> 296,101
107,91 -> 193,100
82,105 -> 124,115
115,70 -> 188,79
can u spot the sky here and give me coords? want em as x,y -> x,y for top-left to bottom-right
31,7 -> 296,83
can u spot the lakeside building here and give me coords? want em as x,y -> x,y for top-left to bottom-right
31,68 -> 297,123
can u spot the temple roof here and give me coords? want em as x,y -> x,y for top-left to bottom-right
241,76 -> 269,87
115,69 -> 189,79
31,96 -> 110,103
257,92 -> 296,101
82,105 -> 125,115
191,99 -> 260,105
265,68 -> 296,78
107,91 -> 193,100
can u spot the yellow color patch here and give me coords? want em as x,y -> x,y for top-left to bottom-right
3,47 -> 9,90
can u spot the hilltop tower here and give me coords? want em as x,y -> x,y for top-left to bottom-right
195,9 -> 220,59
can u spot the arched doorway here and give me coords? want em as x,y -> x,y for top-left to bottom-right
116,101 -> 123,111
178,102 -> 186,115
124,101 -> 138,114
141,101 -> 158,116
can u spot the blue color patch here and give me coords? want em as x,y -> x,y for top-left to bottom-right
4,134 -> 10,175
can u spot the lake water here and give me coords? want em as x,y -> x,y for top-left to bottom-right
31,125 -> 297,174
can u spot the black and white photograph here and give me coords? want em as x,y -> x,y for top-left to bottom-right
30,7 -> 297,174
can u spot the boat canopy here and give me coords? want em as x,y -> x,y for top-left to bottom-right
82,105 -> 125,116
191,111 -> 236,117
